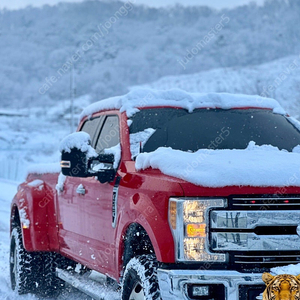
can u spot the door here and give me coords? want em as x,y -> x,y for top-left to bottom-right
77,115 -> 120,275
59,114 -> 121,276
57,116 -> 104,261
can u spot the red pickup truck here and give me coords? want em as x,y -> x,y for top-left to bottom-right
10,89 -> 300,300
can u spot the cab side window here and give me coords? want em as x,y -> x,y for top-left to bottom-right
80,117 -> 103,148
95,115 -> 120,153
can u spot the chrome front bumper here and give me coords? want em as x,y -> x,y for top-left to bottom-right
157,269 -> 264,300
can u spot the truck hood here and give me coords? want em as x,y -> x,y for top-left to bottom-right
136,143 -> 300,189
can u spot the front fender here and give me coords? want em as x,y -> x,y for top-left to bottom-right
120,201 -> 175,263
115,174 -> 184,278
10,179 -> 58,252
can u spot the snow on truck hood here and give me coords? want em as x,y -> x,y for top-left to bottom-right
80,88 -> 286,119
136,142 -> 300,188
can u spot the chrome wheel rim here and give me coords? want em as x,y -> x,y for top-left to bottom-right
129,282 -> 145,300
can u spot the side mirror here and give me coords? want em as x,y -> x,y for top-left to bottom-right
60,132 -> 97,178
59,132 -> 116,183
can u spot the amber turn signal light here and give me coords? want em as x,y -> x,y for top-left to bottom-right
169,201 -> 177,230
186,224 -> 206,237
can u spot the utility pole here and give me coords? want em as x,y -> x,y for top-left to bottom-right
70,64 -> 76,133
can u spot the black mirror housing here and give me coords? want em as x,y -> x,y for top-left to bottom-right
61,149 -> 116,182
60,132 -> 116,181
61,148 -> 91,177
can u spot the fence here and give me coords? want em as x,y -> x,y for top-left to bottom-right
0,152 -> 28,182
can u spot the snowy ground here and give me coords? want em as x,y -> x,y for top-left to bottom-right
0,179 -> 19,299
0,179 -> 95,300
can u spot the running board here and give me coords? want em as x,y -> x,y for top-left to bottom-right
56,268 -> 120,300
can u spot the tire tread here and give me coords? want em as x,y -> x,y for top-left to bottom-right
122,254 -> 161,300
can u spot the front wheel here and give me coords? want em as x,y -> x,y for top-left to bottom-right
10,227 -> 38,294
10,226 -> 64,297
122,255 -> 161,300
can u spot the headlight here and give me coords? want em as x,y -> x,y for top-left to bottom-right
169,198 -> 227,262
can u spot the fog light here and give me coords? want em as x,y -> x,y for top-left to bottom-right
193,285 -> 209,296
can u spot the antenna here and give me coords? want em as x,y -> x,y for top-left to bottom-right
70,64 -> 76,133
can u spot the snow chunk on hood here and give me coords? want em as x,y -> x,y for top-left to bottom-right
59,132 -> 97,158
136,142 -> 300,188
80,88 -> 285,119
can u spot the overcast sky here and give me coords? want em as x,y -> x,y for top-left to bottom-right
0,0 -> 266,10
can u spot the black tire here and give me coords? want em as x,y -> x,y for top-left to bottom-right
10,227 -> 38,294
37,252 -> 65,297
122,255 -> 161,300
10,226 -> 64,297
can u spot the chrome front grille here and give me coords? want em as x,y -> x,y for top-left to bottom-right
210,197 -> 300,269
234,253 -> 300,265
210,210 -> 300,251
211,210 -> 300,230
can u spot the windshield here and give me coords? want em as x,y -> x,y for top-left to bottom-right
129,108 -> 300,154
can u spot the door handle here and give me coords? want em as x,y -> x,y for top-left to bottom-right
76,185 -> 86,195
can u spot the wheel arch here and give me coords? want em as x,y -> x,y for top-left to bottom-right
116,205 -> 175,280
121,223 -> 156,274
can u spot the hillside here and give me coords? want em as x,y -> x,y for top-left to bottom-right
141,55 -> 300,118
0,0 -> 300,108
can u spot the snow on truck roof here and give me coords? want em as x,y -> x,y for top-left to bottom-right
80,88 -> 286,120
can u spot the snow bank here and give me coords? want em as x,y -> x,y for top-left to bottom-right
271,264 -> 300,276
0,180 -> 18,202
136,142 -> 300,188
80,88 -> 285,120
59,132 -> 97,158
27,163 -> 60,175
